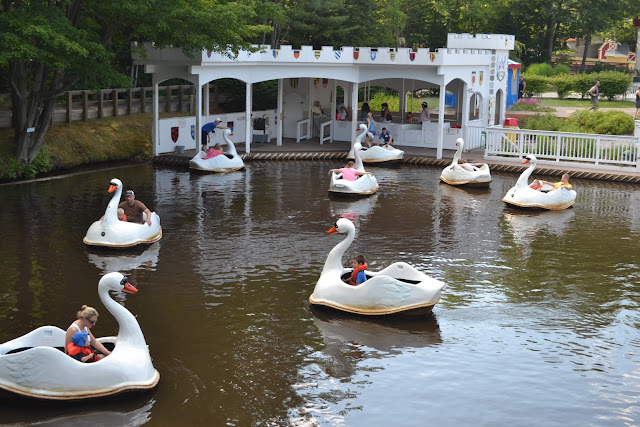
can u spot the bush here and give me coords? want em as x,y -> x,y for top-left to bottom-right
520,113 -> 564,131
520,110 -> 634,135
0,150 -> 51,180
597,71 -> 632,100
510,98 -> 555,112
522,74 -> 551,96
552,64 -> 570,75
551,74 -> 575,98
526,63 -> 555,76
573,73 -> 596,99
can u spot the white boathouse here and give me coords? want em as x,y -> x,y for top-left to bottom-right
133,33 -> 515,157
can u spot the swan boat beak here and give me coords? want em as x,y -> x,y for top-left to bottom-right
108,184 -> 118,193
327,225 -> 338,234
522,159 -> 530,164
122,279 -> 138,294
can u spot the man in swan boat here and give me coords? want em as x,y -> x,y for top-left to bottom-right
119,189 -> 152,226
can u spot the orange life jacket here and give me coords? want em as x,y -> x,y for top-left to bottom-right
349,263 -> 368,286
67,342 -> 94,360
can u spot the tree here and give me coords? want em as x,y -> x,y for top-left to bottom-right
0,0 -> 273,166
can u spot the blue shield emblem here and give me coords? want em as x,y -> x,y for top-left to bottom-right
191,125 -> 195,140
335,51 -> 342,60
370,51 -> 377,61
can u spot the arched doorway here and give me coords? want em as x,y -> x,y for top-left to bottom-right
494,89 -> 503,125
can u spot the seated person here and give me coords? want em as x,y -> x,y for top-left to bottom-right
66,331 -> 96,363
338,106 -> 348,121
529,179 -> 542,190
117,208 -> 127,221
328,161 -> 373,181
204,143 -> 224,160
380,103 -> 392,123
457,158 -> 483,172
119,189 -> 152,225
406,112 -> 415,124
365,134 -> 374,148
542,173 -> 572,190
343,255 -> 368,286
378,128 -> 393,147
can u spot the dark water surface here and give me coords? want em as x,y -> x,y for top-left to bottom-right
0,162 -> 639,426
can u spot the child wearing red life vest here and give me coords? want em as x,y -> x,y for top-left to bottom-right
344,255 -> 368,286
66,331 -> 96,363
529,179 -> 542,190
117,208 -> 127,222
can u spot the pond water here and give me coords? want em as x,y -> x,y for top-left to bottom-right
0,162 -> 639,425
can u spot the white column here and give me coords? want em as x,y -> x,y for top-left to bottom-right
277,79 -> 283,146
152,82 -> 159,156
195,82 -> 203,151
204,83 -> 210,122
635,25 -> 640,76
245,82 -> 252,153
332,79 -> 337,120
461,85 -> 470,143
437,84 -> 446,159
351,82 -> 359,143
401,79 -> 405,123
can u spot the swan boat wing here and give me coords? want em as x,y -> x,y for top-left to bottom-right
189,129 -> 245,172
359,145 -> 404,163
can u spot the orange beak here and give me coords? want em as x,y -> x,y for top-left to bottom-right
108,185 -> 117,193
521,159 -> 529,164
123,282 -> 138,294
328,226 -> 338,234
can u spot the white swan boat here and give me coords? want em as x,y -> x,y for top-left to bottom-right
189,129 -> 245,172
0,272 -> 159,399
347,124 -> 404,163
502,155 -> 577,210
329,141 -> 379,195
309,218 -> 446,316
440,138 -> 491,186
83,179 -> 162,247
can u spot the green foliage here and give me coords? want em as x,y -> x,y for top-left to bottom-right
520,114 -> 564,131
573,73 -> 597,98
0,150 -> 51,180
597,71 -> 632,100
553,64 -> 570,75
526,63 -> 555,76
551,74 -> 575,98
521,74 -> 551,96
521,110 -> 634,135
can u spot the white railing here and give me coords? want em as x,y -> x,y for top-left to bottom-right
466,124 -> 486,150
296,119 -> 310,143
484,127 -> 640,171
320,120 -> 333,144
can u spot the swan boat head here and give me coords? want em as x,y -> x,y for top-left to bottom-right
347,124 -> 368,159
310,219 -> 446,316
0,272 -> 159,399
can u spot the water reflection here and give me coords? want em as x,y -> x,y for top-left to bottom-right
86,242 -> 160,275
501,209 -> 575,259
0,393 -> 155,425
310,306 -> 441,378
328,194 -> 378,225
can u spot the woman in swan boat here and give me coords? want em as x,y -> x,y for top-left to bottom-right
348,124 -> 404,163
189,128 -> 245,173
309,218 -> 446,316
0,272 -> 159,400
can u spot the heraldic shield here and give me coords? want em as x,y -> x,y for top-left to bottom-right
171,126 -> 179,143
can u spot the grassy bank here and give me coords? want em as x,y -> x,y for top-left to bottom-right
0,113 -> 155,181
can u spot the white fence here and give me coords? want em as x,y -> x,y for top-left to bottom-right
484,127 -> 640,171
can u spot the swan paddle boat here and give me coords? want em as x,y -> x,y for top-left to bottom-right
440,138 -> 491,186
347,124 -> 404,163
502,155 -> 577,210
328,142 -> 379,195
189,129 -> 245,173
309,218 -> 446,316
83,179 -> 162,247
0,272 -> 160,400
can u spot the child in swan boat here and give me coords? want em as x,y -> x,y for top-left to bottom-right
328,161 -> 373,182
117,208 -> 127,221
343,255 -> 368,286
457,158 -> 483,172
529,179 -> 543,190
542,174 -> 572,190
204,143 -> 224,160
66,331 -> 97,363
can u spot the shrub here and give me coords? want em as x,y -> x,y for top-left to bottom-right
552,64 -> 570,75
520,113 -> 564,131
573,73 -> 597,99
522,74 -> 551,96
526,63 -> 555,76
551,74 -> 575,98
510,98 -> 555,112
0,150 -> 51,180
597,71 -> 632,100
